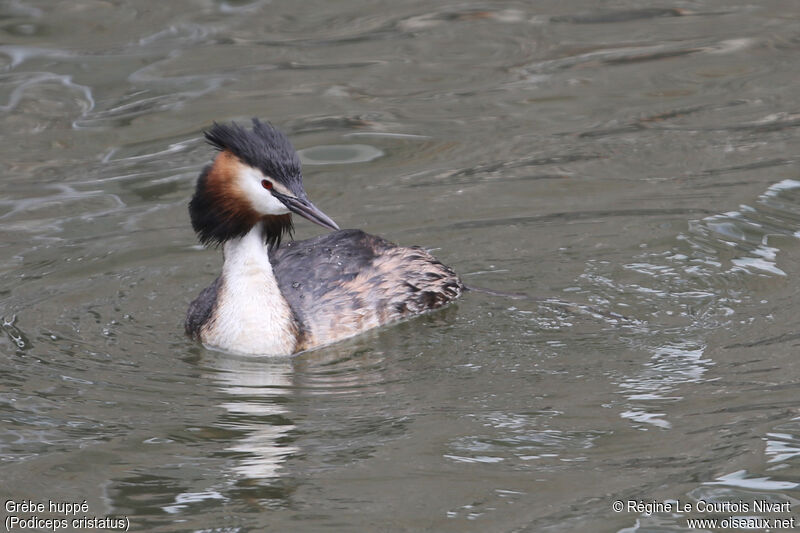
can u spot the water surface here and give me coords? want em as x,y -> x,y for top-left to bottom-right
2,1 -> 800,531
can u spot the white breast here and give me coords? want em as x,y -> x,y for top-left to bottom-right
201,226 -> 297,356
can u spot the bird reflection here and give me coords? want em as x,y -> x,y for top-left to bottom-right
203,352 -> 298,480
199,335 -> 393,483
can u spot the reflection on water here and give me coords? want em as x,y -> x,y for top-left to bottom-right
623,470 -> 798,531
204,354 -> 297,481
299,144 -> 384,165
766,419 -> 800,466
690,179 -> 800,277
2,0 -> 800,531
194,341 -> 395,490
704,470 -> 799,492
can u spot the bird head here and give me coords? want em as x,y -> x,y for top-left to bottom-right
189,119 -> 338,247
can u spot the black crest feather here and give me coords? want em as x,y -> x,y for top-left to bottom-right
204,118 -> 302,190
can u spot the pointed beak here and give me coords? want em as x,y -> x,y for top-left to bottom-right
277,194 -> 339,231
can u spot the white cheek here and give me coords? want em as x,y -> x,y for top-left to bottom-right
238,166 -> 290,215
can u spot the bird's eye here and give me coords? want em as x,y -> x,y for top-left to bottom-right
261,179 -> 273,190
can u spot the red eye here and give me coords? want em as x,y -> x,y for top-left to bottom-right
261,179 -> 273,190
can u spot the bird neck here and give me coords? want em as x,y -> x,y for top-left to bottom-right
212,223 -> 299,355
222,222 -> 274,277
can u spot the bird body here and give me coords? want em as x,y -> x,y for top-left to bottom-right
185,119 -> 463,356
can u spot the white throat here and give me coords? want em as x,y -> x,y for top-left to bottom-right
200,225 -> 297,355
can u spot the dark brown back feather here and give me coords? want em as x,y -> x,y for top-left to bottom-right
271,229 -> 463,350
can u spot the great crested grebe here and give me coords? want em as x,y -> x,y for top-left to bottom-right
185,119 -> 464,355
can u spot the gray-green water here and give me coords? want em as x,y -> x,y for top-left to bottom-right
2,1 -> 800,531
